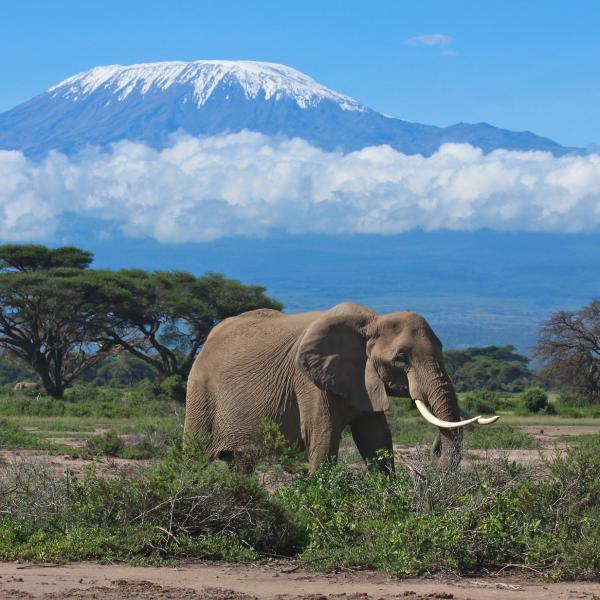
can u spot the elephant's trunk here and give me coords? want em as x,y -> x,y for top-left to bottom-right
409,362 -> 465,468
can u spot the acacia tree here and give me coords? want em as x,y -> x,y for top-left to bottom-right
99,270 -> 282,377
535,300 -> 600,403
0,244 -> 93,272
0,244 -> 282,395
0,246 -> 116,397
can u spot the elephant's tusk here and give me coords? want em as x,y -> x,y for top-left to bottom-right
415,399 -> 500,429
475,415 -> 500,425
459,406 -> 500,426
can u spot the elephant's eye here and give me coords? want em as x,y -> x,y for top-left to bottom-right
392,352 -> 408,366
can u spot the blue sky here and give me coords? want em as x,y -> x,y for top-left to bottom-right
1,0 -> 598,147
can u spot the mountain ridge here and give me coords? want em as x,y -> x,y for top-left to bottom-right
0,59 -> 581,158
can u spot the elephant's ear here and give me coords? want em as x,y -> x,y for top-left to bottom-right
296,303 -> 389,413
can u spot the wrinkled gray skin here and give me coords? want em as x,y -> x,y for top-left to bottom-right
184,302 -> 462,472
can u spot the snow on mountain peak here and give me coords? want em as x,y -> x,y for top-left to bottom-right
48,60 -> 366,111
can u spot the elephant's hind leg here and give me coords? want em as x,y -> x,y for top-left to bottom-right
184,377 -> 216,456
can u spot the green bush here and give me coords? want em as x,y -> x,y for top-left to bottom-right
0,443 -> 301,562
520,387 -> 548,413
85,426 -> 180,460
275,440 -> 600,579
559,392 -> 591,407
554,404 -> 600,419
0,381 -> 177,418
462,389 -> 499,415
466,424 -> 538,449
158,374 -> 187,403
86,430 -> 125,457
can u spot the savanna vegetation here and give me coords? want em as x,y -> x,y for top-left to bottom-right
1,428 -> 600,580
0,243 -> 599,580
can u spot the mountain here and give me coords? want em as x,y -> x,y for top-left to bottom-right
0,60 -> 578,158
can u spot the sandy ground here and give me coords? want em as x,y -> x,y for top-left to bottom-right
1,562 -> 599,600
518,425 -> 600,441
0,449 -> 150,478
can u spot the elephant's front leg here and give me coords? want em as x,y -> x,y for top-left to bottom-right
350,412 -> 395,472
298,388 -> 345,472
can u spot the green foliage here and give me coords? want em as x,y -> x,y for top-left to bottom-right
98,269 -> 283,377
80,354 -> 159,387
0,244 -> 282,396
0,350 -> 36,387
274,442 -> 600,578
158,374 -> 187,403
0,443 -> 301,562
1,413 -> 598,578
461,389 -> 499,414
444,345 -> 533,392
259,419 -> 306,474
86,430 -> 125,457
85,426 -> 181,460
0,418 -> 49,449
559,391 -> 592,407
553,404 -> 600,419
521,387 -> 549,413
0,244 -> 93,272
0,382 -> 177,418
466,424 -> 538,449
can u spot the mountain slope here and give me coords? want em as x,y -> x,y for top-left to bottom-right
0,60 -> 577,157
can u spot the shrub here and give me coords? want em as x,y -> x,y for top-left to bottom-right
259,419 -> 306,474
158,374 -> 187,403
559,392 -> 591,407
0,443 -> 302,562
461,389 -> 499,415
0,381 -> 177,418
520,387 -> 548,413
1,440 -> 600,578
275,443 -> 600,579
86,430 -> 125,457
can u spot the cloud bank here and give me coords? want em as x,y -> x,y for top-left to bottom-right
1,131 -> 600,243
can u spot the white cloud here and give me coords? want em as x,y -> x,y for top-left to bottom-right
405,33 -> 452,47
1,132 -> 600,243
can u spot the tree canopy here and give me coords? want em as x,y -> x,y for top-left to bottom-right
0,245 -> 93,272
96,269 -> 282,377
0,244 -> 282,397
443,345 -> 534,392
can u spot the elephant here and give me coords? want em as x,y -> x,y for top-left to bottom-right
14,381 -> 39,391
184,302 -> 498,472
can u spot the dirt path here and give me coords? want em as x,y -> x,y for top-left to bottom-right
0,562 -> 599,600
518,425 -> 600,441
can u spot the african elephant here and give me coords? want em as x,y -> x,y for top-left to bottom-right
184,303 -> 498,472
14,381 -> 39,391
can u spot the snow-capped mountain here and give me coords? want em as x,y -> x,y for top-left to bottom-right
48,61 -> 366,112
0,59 -> 577,157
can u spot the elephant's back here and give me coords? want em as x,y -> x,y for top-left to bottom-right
204,308 -> 323,350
